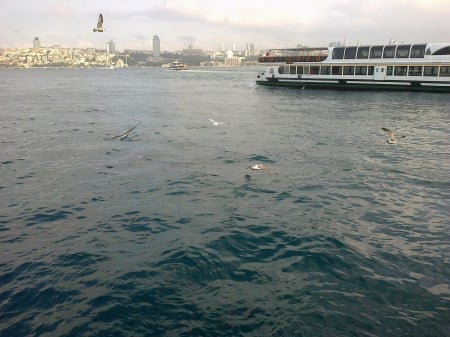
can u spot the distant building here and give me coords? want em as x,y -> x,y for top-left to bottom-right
106,40 -> 115,55
33,37 -> 41,48
152,35 -> 160,57
224,56 -> 240,67
246,43 -> 255,57
116,58 -> 125,67
182,44 -> 203,56
209,51 -> 225,60
224,50 -> 240,66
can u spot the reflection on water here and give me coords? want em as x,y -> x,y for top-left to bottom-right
0,68 -> 449,336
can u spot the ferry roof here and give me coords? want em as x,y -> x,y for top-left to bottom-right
326,42 -> 450,60
259,42 -> 450,64
423,43 -> 450,54
328,42 -> 450,52
268,43 -> 450,54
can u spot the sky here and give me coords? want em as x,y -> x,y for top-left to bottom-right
1,0 -> 449,52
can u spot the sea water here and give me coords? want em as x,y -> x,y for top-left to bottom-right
0,67 -> 449,337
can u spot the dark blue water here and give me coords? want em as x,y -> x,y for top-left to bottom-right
1,67 -> 449,337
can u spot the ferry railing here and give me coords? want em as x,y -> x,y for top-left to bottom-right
258,55 -> 327,63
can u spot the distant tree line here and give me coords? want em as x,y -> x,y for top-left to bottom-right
125,52 -> 212,66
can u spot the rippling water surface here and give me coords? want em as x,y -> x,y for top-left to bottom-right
1,67 -> 449,337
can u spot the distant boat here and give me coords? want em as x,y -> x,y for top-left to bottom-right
169,60 -> 187,71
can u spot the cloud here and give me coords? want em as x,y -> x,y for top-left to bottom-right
134,34 -> 149,41
406,0 -> 450,14
178,35 -> 196,43
136,4 -> 204,23
76,40 -> 94,48
48,4 -> 75,18
1,0 -> 449,51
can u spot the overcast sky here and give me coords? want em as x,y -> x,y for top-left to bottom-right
1,0 -> 449,52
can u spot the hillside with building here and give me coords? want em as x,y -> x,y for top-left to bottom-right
0,36 -> 261,68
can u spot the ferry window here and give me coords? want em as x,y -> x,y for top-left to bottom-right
303,66 -> 310,75
432,46 -> 450,55
423,66 -> 438,76
440,66 -> 450,77
355,66 -> 367,75
278,66 -> 285,74
297,66 -> 303,75
320,66 -> 331,75
368,66 -> 374,75
332,47 -> 344,59
386,66 -> 393,75
394,66 -> 407,76
370,46 -> 383,58
344,47 -> 357,59
357,47 -> 370,59
383,46 -> 396,58
310,66 -> 320,75
408,66 -> 423,76
396,45 -> 411,58
410,44 -> 426,58
332,66 -> 342,75
343,66 -> 354,75
290,66 -> 296,74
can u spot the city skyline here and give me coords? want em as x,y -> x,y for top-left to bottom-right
1,0 -> 450,52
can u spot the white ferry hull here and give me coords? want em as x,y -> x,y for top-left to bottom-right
256,76 -> 450,92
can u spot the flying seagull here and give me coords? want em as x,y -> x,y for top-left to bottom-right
105,122 -> 140,140
208,118 -> 224,126
93,13 -> 104,32
381,127 -> 405,144
248,164 -> 274,173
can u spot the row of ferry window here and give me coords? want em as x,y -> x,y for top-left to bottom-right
278,65 -> 450,77
332,44 -> 429,59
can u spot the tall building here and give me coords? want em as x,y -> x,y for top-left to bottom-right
246,43 -> 255,57
106,40 -> 115,55
152,35 -> 160,57
33,37 -> 41,48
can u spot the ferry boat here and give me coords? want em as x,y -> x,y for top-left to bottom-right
169,60 -> 187,71
256,43 -> 450,92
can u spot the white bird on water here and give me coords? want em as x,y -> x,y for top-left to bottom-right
93,14 -> 104,32
208,118 -> 224,126
382,127 -> 405,144
249,164 -> 274,173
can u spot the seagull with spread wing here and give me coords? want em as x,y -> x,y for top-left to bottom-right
93,13 -> 104,32
208,117 -> 224,126
104,122 -> 140,141
381,127 -> 405,144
